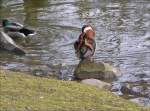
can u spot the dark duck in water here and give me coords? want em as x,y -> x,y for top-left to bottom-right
2,19 -> 36,39
74,25 -> 96,60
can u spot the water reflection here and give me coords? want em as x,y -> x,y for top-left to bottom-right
23,0 -> 48,26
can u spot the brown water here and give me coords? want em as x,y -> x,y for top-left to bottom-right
0,0 -> 150,106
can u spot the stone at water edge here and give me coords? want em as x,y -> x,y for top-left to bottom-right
129,97 -> 150,107
81,79 -> 111,89
111,82 -> 150,98
74,59 -> 121,81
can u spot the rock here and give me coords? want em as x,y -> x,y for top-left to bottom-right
111,82 -> 134,97
47,63 -> 75,80
74,59 -> 121,81
131,86 -> 144,96
120,83 -> 132,95
112,82 -> 150,99
0,31 -> 26,55
59,65 -> 75,80
130,97 -> 150,107
130,85 -> 150,97
81,79 -> 111,89
111,82 -> 124,96
31,65 -> 52,77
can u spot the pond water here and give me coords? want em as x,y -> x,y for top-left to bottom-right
0,0 -> 150,106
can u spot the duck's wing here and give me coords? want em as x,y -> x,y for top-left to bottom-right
79,39 -> 96,59
4,25 -> 22,31
12,22 -> 24,27
92,39 -> 96,52
7,31 -> 26,39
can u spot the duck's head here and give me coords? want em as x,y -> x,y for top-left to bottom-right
2,19 -> 10,27
82,25 -> 95,40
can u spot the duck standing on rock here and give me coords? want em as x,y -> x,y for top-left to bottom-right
2,19 -> 36,39
74,25 -> 96,59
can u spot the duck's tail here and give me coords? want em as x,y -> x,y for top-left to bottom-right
19,28 -> 36,36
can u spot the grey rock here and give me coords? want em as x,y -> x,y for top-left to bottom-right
59,64 -> 75,80
130,97 -> 150,107
74,59 -> 121,81
81,79 -> 111,89
112,83 -> 134,96
112,82 -> 150,99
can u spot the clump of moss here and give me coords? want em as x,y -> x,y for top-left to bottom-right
0,70 -> 149,111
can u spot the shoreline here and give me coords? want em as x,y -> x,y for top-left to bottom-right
0,69 -> 149,111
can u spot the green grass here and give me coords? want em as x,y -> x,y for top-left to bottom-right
0,70 -> 149,111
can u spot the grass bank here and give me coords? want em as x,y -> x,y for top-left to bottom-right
0,69 -> 149,111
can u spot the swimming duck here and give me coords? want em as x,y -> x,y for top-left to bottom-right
0,31 -> 26,55
2,19 -> 36,39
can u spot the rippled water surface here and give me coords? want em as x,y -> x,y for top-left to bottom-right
0,0 -> 150,106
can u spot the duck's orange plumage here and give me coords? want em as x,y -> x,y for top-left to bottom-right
74,25 -> 96,59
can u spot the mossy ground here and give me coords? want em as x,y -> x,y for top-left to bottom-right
0,69 -> 149,111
